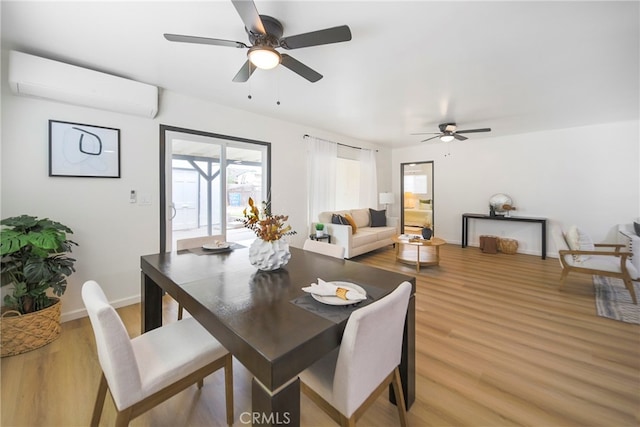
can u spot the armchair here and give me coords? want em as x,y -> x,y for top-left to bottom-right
551,225 -> 638,304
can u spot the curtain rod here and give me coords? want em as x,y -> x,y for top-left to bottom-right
303,134 -> 378,152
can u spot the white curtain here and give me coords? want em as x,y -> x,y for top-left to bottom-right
307,136 -> 337,224
358,148 -> 378,210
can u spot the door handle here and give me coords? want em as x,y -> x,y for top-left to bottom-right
170,204 -> 177,220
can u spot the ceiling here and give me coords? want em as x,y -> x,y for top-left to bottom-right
2,1 -> 638,147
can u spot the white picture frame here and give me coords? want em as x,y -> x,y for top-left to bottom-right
49,120 -> 120,178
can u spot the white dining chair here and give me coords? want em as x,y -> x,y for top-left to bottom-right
175,234 -> 225,319
82,280 -> 233,427
303,238 -> 345,259
299,281 -> 412,427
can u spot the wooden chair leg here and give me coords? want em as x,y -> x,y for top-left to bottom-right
197,379 -> 204,389
90,373 -> 108,427
115,407 -> 133,427
623,278 -> 637,304
224,354 -> 234,426
559,270 -> 569,290
178,304 -> 184,320
391,367 -> 408,427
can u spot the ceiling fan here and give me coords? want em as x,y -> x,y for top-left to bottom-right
164,0 -> 351,83
412,123 -> 492,142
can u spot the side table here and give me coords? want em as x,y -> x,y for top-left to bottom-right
309,234 -> 332,244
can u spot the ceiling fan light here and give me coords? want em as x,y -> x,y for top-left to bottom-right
248,46 -> 281,70
440,134 -> 455,142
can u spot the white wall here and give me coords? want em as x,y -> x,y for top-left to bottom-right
0,56 -> 389,321
392,121 -> 640,256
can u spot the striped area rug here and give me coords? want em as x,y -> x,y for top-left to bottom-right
593,276 -> 640,324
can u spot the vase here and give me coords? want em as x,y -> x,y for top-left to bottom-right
249,239 -> 291,271
421,227 -> 433,240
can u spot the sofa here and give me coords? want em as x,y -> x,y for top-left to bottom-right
315,208 -> 398,259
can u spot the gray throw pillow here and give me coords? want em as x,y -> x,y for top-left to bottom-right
369,209 -> 386,227
331,214 -> 350,225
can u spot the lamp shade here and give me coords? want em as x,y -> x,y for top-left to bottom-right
248,46 -> 281,70
440,134 -> 455,142
379,192 -> 394,205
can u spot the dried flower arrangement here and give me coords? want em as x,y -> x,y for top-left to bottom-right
242,197 -> 296,242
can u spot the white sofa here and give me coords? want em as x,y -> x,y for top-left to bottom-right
316,208 -> 398,259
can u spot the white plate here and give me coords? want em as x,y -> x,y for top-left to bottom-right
311,281 -> 367,306
202,242 -> 230,250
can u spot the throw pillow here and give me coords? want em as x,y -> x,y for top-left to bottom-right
344,213 -> 357,234
331,214 -> 350,226
565,225 -> 594,262
369,209 -> 387,227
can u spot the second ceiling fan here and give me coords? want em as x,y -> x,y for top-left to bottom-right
164,0 -> 352,83
413,123 -> 492,142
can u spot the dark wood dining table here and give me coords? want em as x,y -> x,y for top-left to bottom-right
140,245 -> 416,426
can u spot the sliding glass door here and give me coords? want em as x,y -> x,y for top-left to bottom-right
160,125 -> 270,252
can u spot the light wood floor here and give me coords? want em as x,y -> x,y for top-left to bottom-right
2,244 -> 639,426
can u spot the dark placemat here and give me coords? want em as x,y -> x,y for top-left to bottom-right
181,242 -> 246,256
290,283 -> 386,323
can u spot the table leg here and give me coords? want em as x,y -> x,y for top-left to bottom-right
141,272 -> 163,333
390,293 -> 415,409
541,220 -> 547,260
435,245 -> 440,266
251,377 -> 300,426
416,246 -> 421,272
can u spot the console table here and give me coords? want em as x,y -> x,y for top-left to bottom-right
461,213 -> 548,259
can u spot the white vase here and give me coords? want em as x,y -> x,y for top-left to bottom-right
249,239 -> 291,271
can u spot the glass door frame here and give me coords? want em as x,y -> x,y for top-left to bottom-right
159,124 -> 271,253
400,160 -> 434,234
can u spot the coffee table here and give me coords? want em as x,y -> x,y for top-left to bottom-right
392,235 -> 446,272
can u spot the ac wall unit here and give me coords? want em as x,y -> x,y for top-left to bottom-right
8,50 -> 158,118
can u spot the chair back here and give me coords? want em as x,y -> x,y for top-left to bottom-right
82,280 -> 142,409
176,235 -> 225,251
303,238 -> 345,259
333,281 -> 412,416
550,224 -> 575,267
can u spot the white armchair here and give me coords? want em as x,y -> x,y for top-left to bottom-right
551,225 -> 638,304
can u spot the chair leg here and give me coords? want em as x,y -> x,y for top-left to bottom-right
623,278 -> 637,304
90,373 -> 108,427
197,379 -> 204,389
391,367 -> 408,427
178,304 -> 184,320
224,354 -> 234,426
115,407 -> 133,427
559,270 -> 569,290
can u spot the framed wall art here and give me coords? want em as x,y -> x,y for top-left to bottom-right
49,120 -> 121,178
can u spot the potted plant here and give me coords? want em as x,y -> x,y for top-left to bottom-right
0,215 -> 77,356
315,223 -> 325,237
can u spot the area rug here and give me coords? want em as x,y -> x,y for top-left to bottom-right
593,275 -> 640,324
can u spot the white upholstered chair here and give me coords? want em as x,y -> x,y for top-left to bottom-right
175,234 -> 225,319
299,281 -> 412,427
82,280 -> 233,427
303,238 -> 345,259
551,224 -> 638,304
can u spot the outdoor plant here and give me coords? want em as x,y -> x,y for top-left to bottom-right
0,215 -> 77,314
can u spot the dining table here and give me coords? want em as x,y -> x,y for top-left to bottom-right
140,244 -> 416,427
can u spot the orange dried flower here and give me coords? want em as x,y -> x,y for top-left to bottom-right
242,197 -> 296,242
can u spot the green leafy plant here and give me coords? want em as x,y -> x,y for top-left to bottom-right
315,223 -> 324,231
0,215 -> 77,314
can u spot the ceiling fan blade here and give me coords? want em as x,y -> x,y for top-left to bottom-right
411,132 -> 440,135
280,54 -> 322,82
232,60 -> 256,82
231,0 -> 266,35
421,135 -> 441,143
280,25 -> 352,50
456,128 -> 492,134
164,33 -> 248,48
453,133 -> 468,141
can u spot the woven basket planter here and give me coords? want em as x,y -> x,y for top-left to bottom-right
498,238 -> 519,255
1,298 -> 61,357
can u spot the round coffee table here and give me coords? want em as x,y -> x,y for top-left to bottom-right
392,235 -> 446,272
